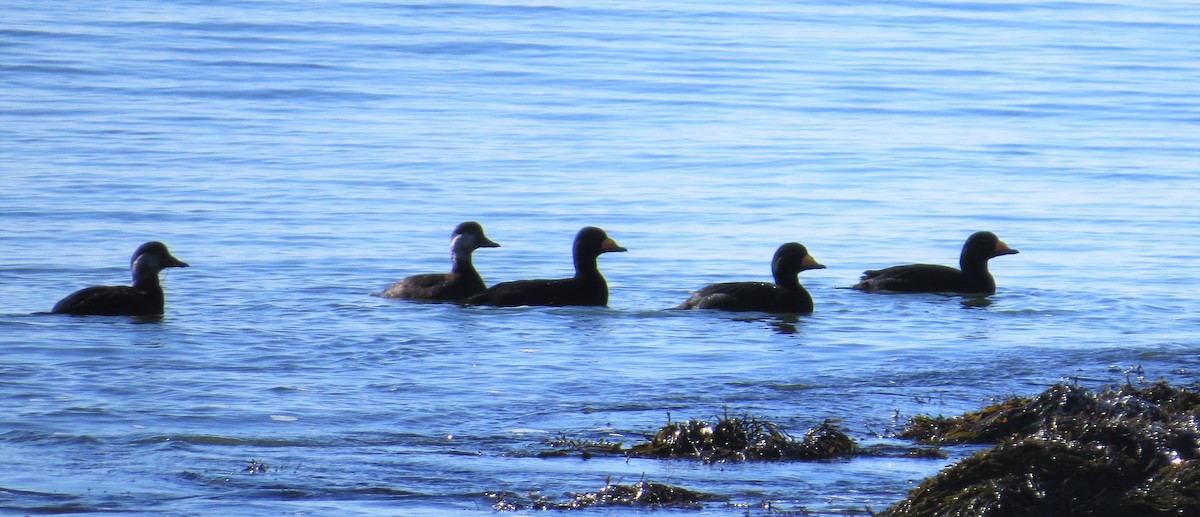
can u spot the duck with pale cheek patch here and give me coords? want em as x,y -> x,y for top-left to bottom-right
852,231 -> 1019,295
52,241 -> 189,316
381,221 -> 500,302
463,226 -> 626,307
676,242 -> 825,314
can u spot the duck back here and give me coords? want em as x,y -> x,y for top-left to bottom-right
52,285 -> 164,316
465,276 -> 607,307
678,281 -> 814,313
855,264 -> 985,293
382,271 -> 486,301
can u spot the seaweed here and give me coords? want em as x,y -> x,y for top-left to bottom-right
243,459 -> 269,475
883,381 -> 1200,516
627,414 -> 859,462
537,433 -> 624,459
901,382 -> 1200,447
489,479 -> 722,511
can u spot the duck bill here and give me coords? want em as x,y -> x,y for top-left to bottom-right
801,255 -> 826,271
601,238 -> 627,253
167,257 -> 190,268
478,238 -> 501,248
993,240 -> 1019,256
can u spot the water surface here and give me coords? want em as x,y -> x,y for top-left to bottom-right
2,0 -> 1198,514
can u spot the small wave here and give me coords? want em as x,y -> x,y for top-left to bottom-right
133,434 -> 308,447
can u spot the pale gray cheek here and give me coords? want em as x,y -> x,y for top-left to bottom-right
132,254 -> 162,272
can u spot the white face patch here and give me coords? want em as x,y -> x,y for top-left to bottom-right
132,253 -> 162,273
450,233 -> 473,253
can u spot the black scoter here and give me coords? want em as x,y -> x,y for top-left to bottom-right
676,242 -> 825,313
52,241 -> 189,316
852,231 -> 1018,294
380,221 -> 499,301
463,226 -> 626,307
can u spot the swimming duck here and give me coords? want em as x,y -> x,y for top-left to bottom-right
52,241 -> 189,316
380,221 -> 500,301
852,231 -> 1018,294
463,226 -> 626,307
676,242 -> 825,313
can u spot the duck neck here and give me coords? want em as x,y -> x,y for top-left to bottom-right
773,269 -> 802,292
450,248 -> 475,276
131,266 -> 164,294
960,255 -> 990,277
574,253 -> 604,283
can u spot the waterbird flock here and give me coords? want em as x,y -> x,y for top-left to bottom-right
49,223 -> 1018,317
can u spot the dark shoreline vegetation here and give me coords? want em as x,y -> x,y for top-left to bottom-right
489,381 -> 1200,514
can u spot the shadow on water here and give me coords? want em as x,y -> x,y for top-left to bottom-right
654,306 -> 809,335
732,314 -> 805,335
958,296 -> 993,309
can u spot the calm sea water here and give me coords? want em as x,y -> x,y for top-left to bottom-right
2,0 -> 1198,515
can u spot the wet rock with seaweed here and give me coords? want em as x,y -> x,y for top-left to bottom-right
536,433 -> 624,460
489,479 -> 723,511
627,414 -> 860,463
883,381 -> 1200,517
494,414 -> 868,512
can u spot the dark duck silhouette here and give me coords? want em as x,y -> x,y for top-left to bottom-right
676,242 -> 825,313
852,231 -> 1018,294
52,241 -> 189,316
463,226 -> 626,307
380,221 -> 500,301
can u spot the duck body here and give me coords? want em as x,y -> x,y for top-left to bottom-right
381,221 -> 499,302
852,231 -> 1018,295
677,242 -> 825,313
468,277 -> 608,307
855,264 -> 990,294
52,285 -> 168,316
52,241 -> 189,316
382,271 -> 484,302
463,226 -> 626,307
679,281 -> 813,313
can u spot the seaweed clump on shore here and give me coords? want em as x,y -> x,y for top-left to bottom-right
489,479 -> 722,511
882,381 -> 1200,517
627,414 -> 859,462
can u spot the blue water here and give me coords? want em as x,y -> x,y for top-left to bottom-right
2,0 -> 1198,515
